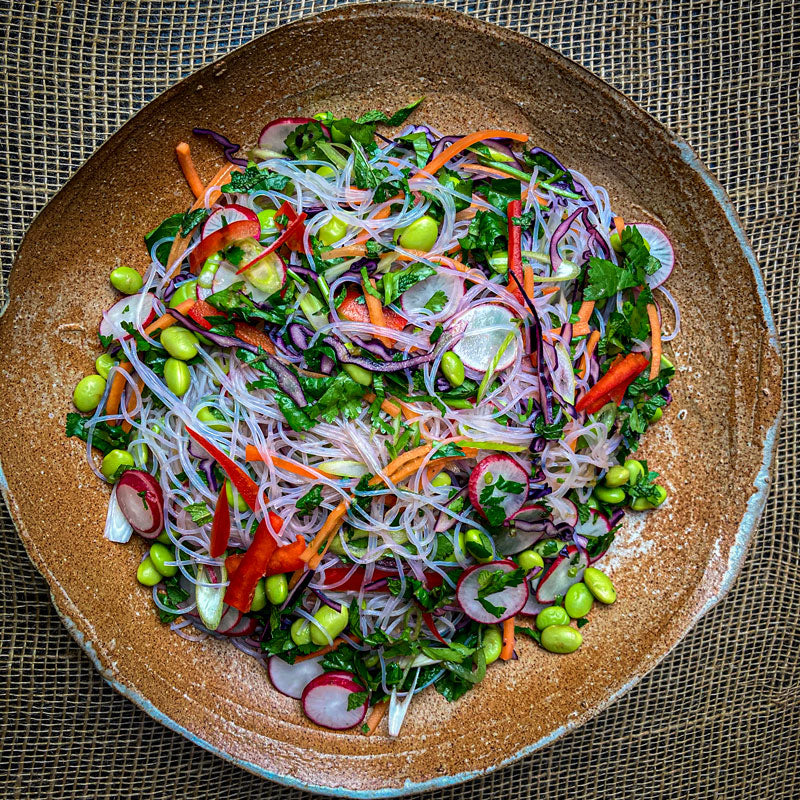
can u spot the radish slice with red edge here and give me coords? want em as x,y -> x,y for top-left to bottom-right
519,590 -> 547,617
634,223 -> 674,289
536,544 -> 588,604
450,304 -> 519,373
116,470 -> 164,537
258,117 -> 330,154
202,204 -> 258,237
494,504 -> 549,554
456,560 -> 529,623
215,605 -> 242,634
548,497 -> 578,527
100,293 -> 156,340
400,272 -> 464,320
268,655 -> 324,699
574,508 -> 611,539
301,671 -> 368,730
223,614 -> 258,637
468,454 -> 529,524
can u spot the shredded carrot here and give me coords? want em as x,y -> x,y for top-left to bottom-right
362,700 -> 389,736
175,142 -> 205,199
243,446 -> 325,480
322,245 -> 367,260
541,286 -> 559,296
293,637 -> 349,663
579,330 -> 602,379
576,300 -> 595,325
120,375 -> 144,434
307,516 -> 346,570
363,278 -> 393,347
523,263 -> 534,299
550,321 -> 591,339
413,129 -> 528,181
363,392 -> 402,418
233,321 -> 276,355
300,500 -> 349,563
647,303 -> 662,380
382,443 -> 434,478
353,195 -> 403,245
500,617 -> 515,661
613,216 -> 625,237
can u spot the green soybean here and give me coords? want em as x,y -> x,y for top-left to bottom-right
290,618 -> 312,646
95,354 -> 116,379
533,538 -> 566,558
593,485 -> 626,505
651,484 -> 668,506
431,472 -> 452,488
109,266 -> 143,294
164,358 -> 191,396
605,466 -> 630,488
156,530 -> 172,546
481,627 -> 504,665
225,480 -> 249,512
487,250 -> 508,274
160,326 -> 200,360
136,557 -> 162,587
536,606 -> 571,630
343,363 -> 373,386
318,216 -> 348,246
100,449 -> 134,480
517,550 -> 544,572
630,497 -> 654,511
265,574 -> 288,606
624,459 -> 645,483
316,164 -> 336,179
197,405 -> 230,432
169,280 -> 198,308
249,579 -> 267,612
73,374 -> 107,412
465,528 -> 493,563
609,232 -> 623,253
541,624 -> 582,654
398,215 -> 439,252
586,495 -> 600,511
149,543 -> 177,577
583,567 -> 617,604
564,582 -> 594,618
441,351 -> 465,387
310,604 -> 349,646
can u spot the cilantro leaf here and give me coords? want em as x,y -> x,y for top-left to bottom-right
521,149 -> 578,193
206,281 -> 282,325
352,144 -> 391,192
356,98 -> 423,126
185,502 -> 213,526
296,485 -> 323,515
156,575 -> 190,623
221,166 -> 290,194
514,624 -> 542,645
627,362 -> 675,397
430,442 -> 466,460
476,567 -> 526,617
423,290 -> 447,314
282,121 -> 327,160
329,117 -> 376,148
533,414 -> 566,440
458,209 -> 506,252
307,372 -> 366,423
583,257 -> 642,302
66,413 -> 129,456
347,690 -> 369,711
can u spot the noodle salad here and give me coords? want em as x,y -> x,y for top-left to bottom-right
66,100 -> 679,735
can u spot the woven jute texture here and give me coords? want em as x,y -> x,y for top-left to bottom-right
1,1 -> 798,798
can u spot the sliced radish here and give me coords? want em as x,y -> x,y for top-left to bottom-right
215,604 -> 241,634
494,504 -> 549,554
202,204 -> 259,237
302,671 -> 368,730
223,614 -> 258,637
99,293 -> 156,340
103,485 -> 133,543
548,341 -> 576,405
258,117 -> 330,154
116,470 -> 164,537
196,563 -> 227,630
468,454 -> 529,523
268,655 -> 324,699
456,560 -> 529,623
450,304 -> 519,373
400,272 -> 464,319
574,508 -> 611,539
634,223 -> 674,289
549,496 -> 578,527
519,591 -> 547,617
536,544 -> 588,604
212,261 -> 277,304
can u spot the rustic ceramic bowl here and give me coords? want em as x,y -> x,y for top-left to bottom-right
0,3 -> 781,796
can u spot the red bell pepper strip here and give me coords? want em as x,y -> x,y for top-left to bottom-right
186,427 -> 261,511
225,535 -> 304,578
224,511 -> 284,612
209,485 -> 230,558
235,212 -> 307,274
233,321 -> 275,354
576,353 -> 649,415
273,201 -> 307,251
319,566 -> 445,593
338,286 -> 407,331
507,199 -> 523,302
186,299 -> 219,331
422,611 -> 449,646
189,219 -> 261,273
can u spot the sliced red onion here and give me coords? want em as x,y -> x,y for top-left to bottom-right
311,587 -> 342,613
321,334 -> 445,373
168,309 -> 256,350
525,147 -> 594,206
192,127 -> 248,167
549,207 -> 610,276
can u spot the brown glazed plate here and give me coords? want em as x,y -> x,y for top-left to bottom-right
0,3 -> 782,796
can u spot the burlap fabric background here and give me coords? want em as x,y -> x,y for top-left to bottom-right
1,1 -> 797,797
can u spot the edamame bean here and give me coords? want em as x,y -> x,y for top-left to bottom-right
318,216 -> 348,246
441,351 -> 465,387
100,449 -> 135,480
536,606 -> 571,630
586,495 -> 600,510
149,543 -> 177,577
250,579 -> 267,612
169,280 -> 198,308
445,529 -> 466,562
197,405 -> 230,431
290,618 -> 312,646
160,326 -> 200,360
609,232 -> 622,253
487,250 -> 508,274
225,480 -> 249,512
343,363 -> 373,386
431,472 -> 452,488
109,266 -> 143,294
517,550 -> 544,572
164,358 -> 191,396
564,582 -> 594,618
533,538 -> 566,558
130,441 -> 149,468
398,215 -> 439,252
310,604 -> 349,646
649,406 -> 663,422
541,624 -> 582,654
583,567 -> 617,604
630,497 -> 654,511
481,627 -> 503,665
136,557 -> 162,587
95,353 -> 115,379
265,574 -> 288,606
651,484 -> 667,506
593,485 -> 626,505
605,465 -> 630,488
624,459 -> 645,483
364,653 -> 380,669
316,164 -> 336,179
73,374 -> 107,412
465,528 -> 493,563
257,208 -> 278,237
156,530 -> 172,546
